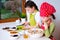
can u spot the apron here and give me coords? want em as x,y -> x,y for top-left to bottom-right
29,10 -> 38,27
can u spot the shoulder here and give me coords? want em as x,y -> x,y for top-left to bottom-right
36,11 -> 40,14
35,11 -> 40,16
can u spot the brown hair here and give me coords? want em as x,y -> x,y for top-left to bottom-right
51,14 -> 56,20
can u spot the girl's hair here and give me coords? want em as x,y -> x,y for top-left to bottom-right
51,14 -> 56,20
25,1 -> 39,11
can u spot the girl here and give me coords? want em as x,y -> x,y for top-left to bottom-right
40,2 -> 56,40
24,1 -> 41,28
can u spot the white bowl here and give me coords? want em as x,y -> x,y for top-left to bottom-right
28,28 -> 44,38
30,32 -> 43,38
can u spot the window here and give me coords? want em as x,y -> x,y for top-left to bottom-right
0,0 -> 26,23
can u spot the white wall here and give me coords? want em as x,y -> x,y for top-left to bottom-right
26,0 -> 60,40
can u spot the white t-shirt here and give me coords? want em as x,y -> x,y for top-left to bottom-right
26,11 -> 42,25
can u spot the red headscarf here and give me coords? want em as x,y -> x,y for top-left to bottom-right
40,2 -> 56,17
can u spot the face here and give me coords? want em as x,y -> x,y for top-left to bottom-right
25,7 -> 35,13
41,16 -> 51,23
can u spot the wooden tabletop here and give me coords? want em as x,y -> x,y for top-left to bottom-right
0,18 -> 21,23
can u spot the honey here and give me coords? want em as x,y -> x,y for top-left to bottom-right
10,31 -> 18,34
23,34 -> 28,39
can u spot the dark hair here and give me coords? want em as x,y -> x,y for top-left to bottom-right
25,1 -> 39,11
51,14 -> 56,20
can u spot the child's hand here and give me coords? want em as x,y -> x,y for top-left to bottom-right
24,22 -> 29,26
44,22 -> 48,30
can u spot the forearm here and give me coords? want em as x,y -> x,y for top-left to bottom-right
44,22 -> 50,37
44,29 -> 50,37
49,22 -> 55,34
44,22 -> 55,37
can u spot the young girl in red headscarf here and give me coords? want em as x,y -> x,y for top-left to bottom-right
40,2 -> 56,40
